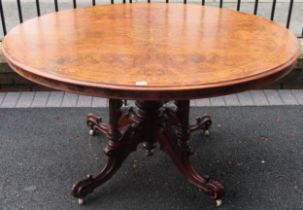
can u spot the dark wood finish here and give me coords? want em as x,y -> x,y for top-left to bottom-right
74,100 -> 222,205
2,3 -> 300,100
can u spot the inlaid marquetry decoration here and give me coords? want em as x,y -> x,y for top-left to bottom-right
2,3 -> 300,100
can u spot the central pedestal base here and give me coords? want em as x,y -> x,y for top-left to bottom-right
71,99 -> 224,206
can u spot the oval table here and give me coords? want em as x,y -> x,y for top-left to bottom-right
2,3 -> 300,207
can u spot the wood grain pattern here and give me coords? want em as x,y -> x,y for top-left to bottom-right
2,3 -> 300,100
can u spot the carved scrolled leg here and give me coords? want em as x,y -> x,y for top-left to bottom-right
71,126 -> 141,200
87,113 -> 109,136
71,157 -> 121,201
162,100 -> 224,204
72,99 -> 142,202
188,115 -> 212,136
158,129 -> 224,204
87,104 -> 135,137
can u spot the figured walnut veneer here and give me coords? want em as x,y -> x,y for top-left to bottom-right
2,3 -> 300,100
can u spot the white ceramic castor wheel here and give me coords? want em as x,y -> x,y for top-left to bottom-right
204,130 -> 210,136
78,198 -> 84,205
215,199 -> 223,207
89,129 -> 95,136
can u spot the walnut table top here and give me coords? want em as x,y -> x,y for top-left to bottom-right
2,3 -> 300,100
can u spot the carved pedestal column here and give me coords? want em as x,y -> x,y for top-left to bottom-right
72,99 -> 224,206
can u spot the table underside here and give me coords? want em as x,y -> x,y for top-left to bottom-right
71,99 -> 224,206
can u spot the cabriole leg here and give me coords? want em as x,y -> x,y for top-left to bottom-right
71,125 -> 142,203
160,100 -> 224,205
72,99 -> 143,203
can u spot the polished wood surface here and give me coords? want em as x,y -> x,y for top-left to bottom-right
73,99 -> 224,205
2,3 -> 300,99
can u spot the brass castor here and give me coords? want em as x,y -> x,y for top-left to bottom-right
78,198 -> 84,205
89,129 -> 95,136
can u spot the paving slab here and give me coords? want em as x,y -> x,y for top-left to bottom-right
16,92 -> 35,108
223,94 -> 240,106
92,97 -> 107,107
209,96 -> 226,106
0,92 -> 6,105
278,90 -> 298,105
237,91 -> 255,106
250,90 -> 269,106
194,98 -> 211,106
77,95 -> 92,107
0,92 -> 20,107
264,90 -> 284,105
291,89 -> 303,105
31,92 -> 49,107
46,91 -> 64,107
61,93 -> 79,107
1,90 -> 303,108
